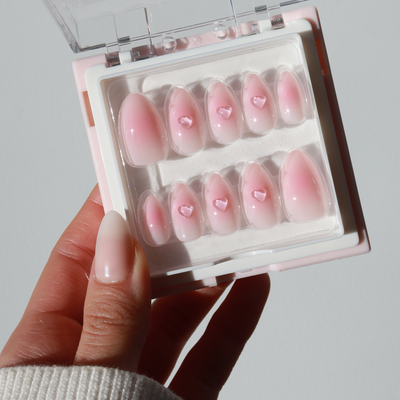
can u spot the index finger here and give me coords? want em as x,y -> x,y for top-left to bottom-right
0,185 -> 104,367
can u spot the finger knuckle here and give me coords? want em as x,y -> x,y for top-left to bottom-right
83,295 -> 136,337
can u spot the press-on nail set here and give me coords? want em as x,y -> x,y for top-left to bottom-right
43,0 -> 370,297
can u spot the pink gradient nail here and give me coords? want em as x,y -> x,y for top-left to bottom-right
171,182 -> 204,242
142,195 -> 171,246
241,162 -> 281,230
242,73 -> 277,134
94,211 -> 133,283
204,173 -> 240,236
119,93 -> 168,166
281,150 -> 330,223
276,70 -> 307,125
207,80 -> 243,144
167,87 -> 207,155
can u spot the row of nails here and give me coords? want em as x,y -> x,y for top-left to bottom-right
118,68 -> 308,167
138,150 -> 330,247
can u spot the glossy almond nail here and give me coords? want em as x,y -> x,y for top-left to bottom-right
207,80 -> 243,144
241,162 -> 281,230
276,70 -> 307,125
167,87 -> 207,155
94,211 -> 134,283
142,195 -> 171,246
119,93 -> 168,166
171,183 -> 204,242
281,150 -> 330,223
243,73 -> 277,134
204,173 -> 240,236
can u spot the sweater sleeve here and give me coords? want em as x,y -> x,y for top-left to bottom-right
0,366 -> 182,400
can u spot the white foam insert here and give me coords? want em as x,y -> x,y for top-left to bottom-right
85,22 -> 345,275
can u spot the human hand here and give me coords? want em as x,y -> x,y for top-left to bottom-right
0,186 -> 270,399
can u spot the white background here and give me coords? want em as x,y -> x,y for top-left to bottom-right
0,1 -> 399,399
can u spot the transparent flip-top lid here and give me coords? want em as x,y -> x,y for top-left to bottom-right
42,0 -> 307,53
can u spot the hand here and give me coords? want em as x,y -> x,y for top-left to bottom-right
0,186 -> 270,400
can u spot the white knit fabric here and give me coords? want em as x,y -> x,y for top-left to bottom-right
0,366 -> 182,400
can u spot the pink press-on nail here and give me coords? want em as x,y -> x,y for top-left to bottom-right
276,69 -> 307,125
166,87 -> 207,156
240,162 -> 281,230
171,182 -> 204,242
141,194 -> 171,246
206,80 -> 243,144
204,172 -> 240,236
94,211 -> 133,283
281,150 -> 330,223
242,73 -> 277,134
119,93 -> 168,166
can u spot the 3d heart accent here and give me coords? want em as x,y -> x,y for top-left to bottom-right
252,188 -> 267,203
178,205 -> 194,219
178,115 -> 193,129
212,198 -> 229,212
217,106 -> 233,120
251,95 -> 267,110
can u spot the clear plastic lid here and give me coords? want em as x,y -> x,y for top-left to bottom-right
42,0 -> 308,53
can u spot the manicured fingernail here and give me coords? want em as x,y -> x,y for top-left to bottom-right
167,87 -> 207,155
207,80 -> 243,144
243,73 -> 277,134
119,93 -> 168,166
240,162 -> 281,230
94,211 -> 134,283
204,172 -> 240,236
171,182 -> 204,242
276,70 -> 307,125
281,150 -> 330,223
142,195 -> 171,246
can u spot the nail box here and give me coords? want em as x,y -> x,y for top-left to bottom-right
43,0 -> 370,297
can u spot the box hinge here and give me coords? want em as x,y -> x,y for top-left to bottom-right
268,4 -> 285,30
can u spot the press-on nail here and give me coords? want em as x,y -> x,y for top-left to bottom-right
204,173 -> 240,236
167,87 -> 207,155
207,80 -> 243,144
281,150 -> 330,223
171,183 -> 204,242
94,211 -> 133,283
243,73 -> 277,134
119,93 -> 168,166
276,70 -> 307,125
241,162 -> 281,230
142,195 -> 171,246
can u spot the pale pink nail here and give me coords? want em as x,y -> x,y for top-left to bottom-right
119,93 -> 168,166
281,150 -> 330,223
241,162 -> 281,230
142,195 -> 171,246
243,73 -> 277,134
171,183 -> 204,242
167,87 -> 207,155
207,80 -> 243,144
204,173 -> 240,236
94,211 -> 133,283
276,70 -> 307,125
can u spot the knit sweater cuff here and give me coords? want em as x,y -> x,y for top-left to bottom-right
0,365 -> 182,400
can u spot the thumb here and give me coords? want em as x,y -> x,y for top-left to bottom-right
74,211 -> 151,372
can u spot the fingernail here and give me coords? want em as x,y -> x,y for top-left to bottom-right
281,150 -> 330,223
276,70 -> 307,125
142,195 -> 171,246
171,182 -> 204,242
206,80 -> 243,144
243,73 -> 277,134
204,172 -> 240,236
167,87 -> 207,155
119,93 -> 168,166
94,211 -> 134,283
240,162 -> 281,230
